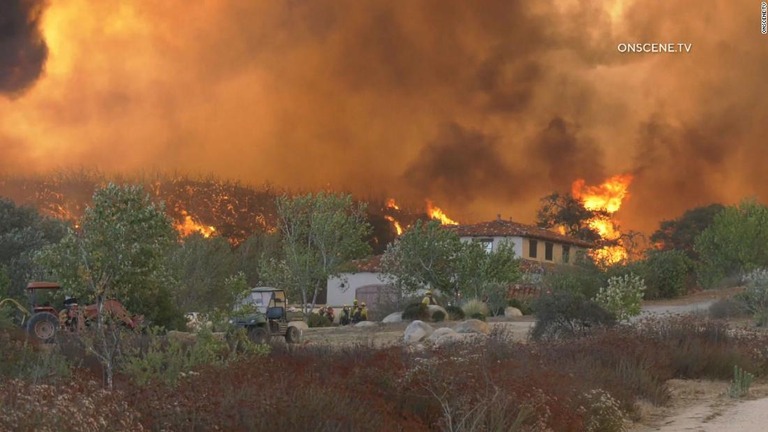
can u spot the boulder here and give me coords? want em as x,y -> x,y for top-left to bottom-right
504,307 -> 523,318
426,327 -> 456,344
404,320 -> 434,344
427,305 -> 449,320
382,312 -> 404,323
454,319 -> 491,335
434,332 -> 487,348
355,321 -> 377,328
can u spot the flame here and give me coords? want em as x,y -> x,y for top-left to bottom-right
176,210 -> 216,238
385,198 -> 400,210
384,215 -> 403,235
426,200 -> 458,225
571,174 -> 633,265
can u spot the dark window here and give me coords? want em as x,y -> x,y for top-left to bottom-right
528,240 -> 538,258
545,242 -> 554,261
474,238 -> 493,253
562,245 -> 570,264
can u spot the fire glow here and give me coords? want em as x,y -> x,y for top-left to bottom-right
176,210 -> 216,238
571,174 -> 633,265
426,200 -> 458,226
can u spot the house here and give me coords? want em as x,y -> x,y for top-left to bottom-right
325,218 -> 593,307
450,217 -> 594,266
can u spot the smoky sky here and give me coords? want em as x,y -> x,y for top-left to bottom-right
0,0 -> 766,233
0,0 -> 48,95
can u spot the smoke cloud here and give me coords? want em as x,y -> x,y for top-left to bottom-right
0,0 -> 48,95
0,0 -> 765,233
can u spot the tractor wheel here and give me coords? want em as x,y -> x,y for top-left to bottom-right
27,313 -> 59,343
248,326 -> 269,344
285,325 -> 302,344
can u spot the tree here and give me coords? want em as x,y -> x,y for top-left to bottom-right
694,199 -> 768,288
168,233 -> 240,314
380,220 -> 522,303
650,204 -> 725,259
536,192 -> 607,243
36,183 -> 182,389
263,192 -> 371,311
0,197 -> 66,299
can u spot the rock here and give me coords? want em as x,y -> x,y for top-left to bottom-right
355,321 -> 377,328
427,305 -> 448,320
382,312 -> 403,323
454,319 -> 490,335
505,307 -> 523,318
426,327 -> 456,344
434,332 -> 487,348
404,320 -> 434,344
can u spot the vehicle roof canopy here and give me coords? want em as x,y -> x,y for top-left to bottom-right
26,281 -> 61,290
250,287 -> 283,292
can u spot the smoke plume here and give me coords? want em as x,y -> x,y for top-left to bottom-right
0,0 -> 766,233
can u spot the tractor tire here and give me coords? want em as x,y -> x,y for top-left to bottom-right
248,326 -> 269,344
285,325 -> 302,344
27,312 -> 59,343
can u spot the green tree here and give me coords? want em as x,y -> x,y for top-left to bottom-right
650,204 -> 724,260
695,199 -> 768,288
36,183 -> 183,389
263,192 -> 371,311
0,197 -> 66,299
536,192 -> 607,243
381,221 -> 521,303
169,233 -> 240,314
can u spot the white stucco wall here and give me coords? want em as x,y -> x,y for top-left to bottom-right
460,236 -> 523,257
326,272 -> 385,306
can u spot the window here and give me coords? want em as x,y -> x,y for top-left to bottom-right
475,238 -> 493,253
562,245 -> 570,264
545,242 -> 554,261
528,239 -> 538,258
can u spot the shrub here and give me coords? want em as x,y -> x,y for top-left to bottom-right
728,365 -> 754,399
307,313 -> 333,328
594,273 -> 646,321
709,298 -> 750,319
738,268 -> 768,325
640,250 -> 694,299
444,305 -> 465,321
581,389 -> 626,432
543,263 -> 605,299
462,298 -> 490,318
531,290 -> 616,341
402,302 -> 429,321
483,282 -> 512,316
470,312 -> 486,321
508,298 -> 533,315
432,311 -> 446,322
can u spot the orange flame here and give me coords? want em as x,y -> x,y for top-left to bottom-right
176,210 -> 216,238
384,215 -> 403,235
385,198 -> 400,210
426,200 -> 458,225
571,174 -> 633,265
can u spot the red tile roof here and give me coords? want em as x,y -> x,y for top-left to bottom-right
449,219 -> 595,248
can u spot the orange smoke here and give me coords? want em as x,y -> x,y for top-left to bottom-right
176,210 -> 216,238
572,174 -> 633,265
426,200 -> 458,226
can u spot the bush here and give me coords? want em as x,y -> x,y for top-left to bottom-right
581,389 -> 626,432
483,282 -> 512,316
594,273 -> 646,321
445,305 -> 465,321
709,298 -> 750,320
640,250 -> 693,299
470,312 -> 486,321
462,298 -> 489,318
306,313 -> 333,328
543,263 -> 605,299
531,290 -> 616,341
402,302 -> 429,321
432,311 -> 446,322
737,268 -> 768,326
508,298 -> 533,315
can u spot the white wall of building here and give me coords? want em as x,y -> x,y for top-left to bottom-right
326,272 -> 385,306
460,236 -> 524,258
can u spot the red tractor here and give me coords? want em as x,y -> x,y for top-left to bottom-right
25,281 -> 143,343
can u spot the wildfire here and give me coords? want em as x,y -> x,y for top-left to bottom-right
176,210 -> 216,238
384,215 -> 403,235
571,174 -> 633,265
385,198 -> 400,211
426,200 -> 458,225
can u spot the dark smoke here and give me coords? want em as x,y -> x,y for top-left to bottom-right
529,117 -> 605,188
0,0 -> 48,95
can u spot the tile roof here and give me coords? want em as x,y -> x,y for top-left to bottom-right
449,219 -> 595,248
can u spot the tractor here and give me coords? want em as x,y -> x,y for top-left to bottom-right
229,287 -> 305,344
21,281 -> 143,343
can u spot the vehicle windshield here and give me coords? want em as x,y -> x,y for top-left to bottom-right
236,290 -> 272,313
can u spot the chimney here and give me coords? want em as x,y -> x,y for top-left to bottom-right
497,214 -> 501,221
